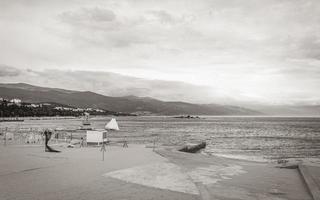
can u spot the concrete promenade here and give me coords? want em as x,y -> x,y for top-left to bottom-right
0,144 -> 318,200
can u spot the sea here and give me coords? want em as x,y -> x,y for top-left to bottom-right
1,116 -> 320,163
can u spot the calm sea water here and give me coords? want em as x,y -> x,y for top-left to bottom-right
1,116 -> 320,162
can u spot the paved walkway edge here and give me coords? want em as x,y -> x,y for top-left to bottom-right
298,164 -> 320,200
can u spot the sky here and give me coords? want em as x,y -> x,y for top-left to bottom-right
0,0 -> 320,105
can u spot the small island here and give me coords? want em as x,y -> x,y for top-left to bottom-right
173,115 -> 201,119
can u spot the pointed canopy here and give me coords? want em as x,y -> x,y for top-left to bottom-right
105,118 -> 119,130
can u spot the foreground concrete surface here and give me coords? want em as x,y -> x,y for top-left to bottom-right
157,149 -> 314,200
0,144 -> 198,200
0,144 -> 316,200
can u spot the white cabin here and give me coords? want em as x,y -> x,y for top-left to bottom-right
86,130 -> 108,145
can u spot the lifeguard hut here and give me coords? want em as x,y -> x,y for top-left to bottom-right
86,130 -> 108,145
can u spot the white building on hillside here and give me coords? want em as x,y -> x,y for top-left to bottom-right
10,98 -> 22,105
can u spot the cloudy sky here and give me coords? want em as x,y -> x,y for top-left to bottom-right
0,0 -> 320,105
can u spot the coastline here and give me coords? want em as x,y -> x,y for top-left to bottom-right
1,116 -> 320,163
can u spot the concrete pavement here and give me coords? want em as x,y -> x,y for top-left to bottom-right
0,144 -> 316,200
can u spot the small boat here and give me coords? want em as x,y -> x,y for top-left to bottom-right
82,121 -> 91,126
79,112 -> 92,130
82,112 -> 91,126
78,126 -> 93,130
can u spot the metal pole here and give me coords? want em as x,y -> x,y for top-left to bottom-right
4,127 -> 7,146
101,142 -> 106,161
102,148 -> 104,161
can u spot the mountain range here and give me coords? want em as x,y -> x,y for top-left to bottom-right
0,83 -> 260,115
1,83 -> 319,116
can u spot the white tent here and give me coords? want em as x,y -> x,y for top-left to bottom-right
105,118 -> 119,130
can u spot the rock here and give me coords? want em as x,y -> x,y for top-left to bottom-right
178,142 -> 206,153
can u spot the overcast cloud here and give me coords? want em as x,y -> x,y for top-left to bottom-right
0,0 -> 320,105
0,65 -> 232,104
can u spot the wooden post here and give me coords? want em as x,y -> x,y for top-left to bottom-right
151,134 -> 158,151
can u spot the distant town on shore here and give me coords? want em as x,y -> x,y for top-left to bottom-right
0,97 -> 130,118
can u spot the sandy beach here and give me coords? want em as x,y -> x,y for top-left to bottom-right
0,143 -> 318,200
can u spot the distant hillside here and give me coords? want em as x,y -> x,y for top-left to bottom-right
248,104 -> 320,116
0,83 -> 261,115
